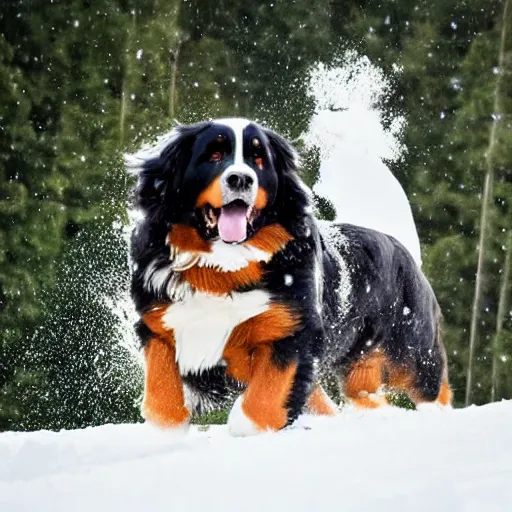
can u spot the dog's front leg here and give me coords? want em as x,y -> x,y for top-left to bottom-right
142,335 -> 190,431
227,343 -> 298,436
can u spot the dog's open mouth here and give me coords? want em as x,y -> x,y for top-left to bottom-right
202,199 -> 258,243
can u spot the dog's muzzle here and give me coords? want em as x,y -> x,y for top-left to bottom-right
220,165 -> 258,206
218,164 -> 258,243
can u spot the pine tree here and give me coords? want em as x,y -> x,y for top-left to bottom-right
0,0 -> 134,430
465,0 -> 512,405
0,3 -> 73,429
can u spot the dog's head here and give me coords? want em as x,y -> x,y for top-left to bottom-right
127,118 -> 311,244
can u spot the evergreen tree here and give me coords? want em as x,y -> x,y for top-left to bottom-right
0,2 -> 73,428
0,0 -> 133,429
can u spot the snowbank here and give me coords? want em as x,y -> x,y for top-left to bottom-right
1,401 -> 511,511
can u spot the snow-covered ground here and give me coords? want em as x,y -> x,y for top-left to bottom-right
1,401 -> 511,512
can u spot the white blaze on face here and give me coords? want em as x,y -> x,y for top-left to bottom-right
214,117 -> 250,165
213,118 -> 258,244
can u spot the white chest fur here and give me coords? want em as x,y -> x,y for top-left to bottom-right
162,290 -> 270,374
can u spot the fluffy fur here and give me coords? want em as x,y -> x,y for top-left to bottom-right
128,118 -> 451,435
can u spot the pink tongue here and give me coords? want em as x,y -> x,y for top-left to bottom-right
218,205 -> 248,243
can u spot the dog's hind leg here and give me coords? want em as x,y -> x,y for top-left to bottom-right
384,301 -> 452,408
342,351 -> 389,409
387,346 -> 452,409
306,384 -> 338,416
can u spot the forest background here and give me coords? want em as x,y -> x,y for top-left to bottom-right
1,0 -> 511,431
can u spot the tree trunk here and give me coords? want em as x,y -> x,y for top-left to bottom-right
491,224 -> 512,402
119,83 -> 128,147
169,37 -> 188,120
120,11 -> 137,147
169,43 -> 181,120
465,0 -> 511,406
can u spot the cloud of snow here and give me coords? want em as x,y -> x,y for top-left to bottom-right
305,53 -> 405,162
303,51 -> 422,266
101,219 -> 142,365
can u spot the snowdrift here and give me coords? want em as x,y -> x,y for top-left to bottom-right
1,401 -> 511,511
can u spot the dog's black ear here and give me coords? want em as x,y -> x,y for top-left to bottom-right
264,128 -> 298,173
264,128 -> 312,231
126,122 -> 210,214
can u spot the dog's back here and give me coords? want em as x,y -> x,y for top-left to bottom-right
318,221 -> 451,408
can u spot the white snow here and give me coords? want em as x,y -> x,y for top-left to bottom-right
227,395 -> 261,437
304,52 -> 422,266
1,401 -> 511,511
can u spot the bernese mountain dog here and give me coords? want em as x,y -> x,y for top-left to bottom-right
126,118 -> 452,436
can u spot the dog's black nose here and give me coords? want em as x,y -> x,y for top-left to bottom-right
226,172 -> 254,191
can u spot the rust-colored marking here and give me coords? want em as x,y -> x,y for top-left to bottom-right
387,361 -> 430,404
436,379 -> 453,406
143,306 -> 170,338
254,187 -> 268,210
387,360 -> 453,407
225,303 -> 301,352
223,303 -> 301,383
387,362 -> 415,391
168,224 -> 211,253
345,352 -> 386,398
182,261 -> 263,295
223,345 -> 253,383
196,175 -> 223,209
249,304 -> 301,344
245,223 -> 293,254
241,344 -> 297,431
344,351 -> 391,409
307,385 -> 337,416
142,335 -> 189,428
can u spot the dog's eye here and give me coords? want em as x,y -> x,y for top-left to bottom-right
210,151 -> 223,162
254,157 -> 264,170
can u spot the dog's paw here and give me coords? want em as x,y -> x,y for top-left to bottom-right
142,403 -> 190,434
346,390 -> 390,410
143,419 -> 190,443
227,396 -> 264,437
